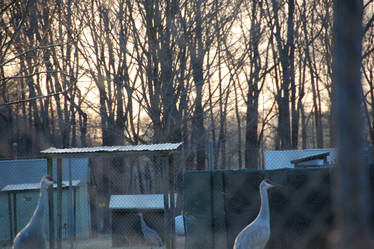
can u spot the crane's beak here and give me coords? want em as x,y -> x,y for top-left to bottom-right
49,178 -> 58,188
270,182 -> 282,188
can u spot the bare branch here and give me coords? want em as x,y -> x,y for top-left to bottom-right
0,82 -> 76,107
1,43 -> 65,68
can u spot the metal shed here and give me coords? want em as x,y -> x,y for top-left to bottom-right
290,152 -> 331,168
0,158 -> 90,243
1,181 -> 80,243
265,148 -> 337,169
109,194 -> 177,247
40,142 -> 183,249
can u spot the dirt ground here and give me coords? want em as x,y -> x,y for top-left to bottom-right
1,235 -> 185,249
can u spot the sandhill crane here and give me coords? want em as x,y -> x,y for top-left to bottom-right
233,179 -> 278,249
138,212 -> 163,247
12,176 -> 55,249
175,215 -> 185,236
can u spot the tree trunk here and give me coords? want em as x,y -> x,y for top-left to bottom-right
272,0 -> 294,150
245,95 -> 259,169
191,0 -> 206,170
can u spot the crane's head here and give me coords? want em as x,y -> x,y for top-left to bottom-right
261,179 -> 279,190
41,175 -> 55,189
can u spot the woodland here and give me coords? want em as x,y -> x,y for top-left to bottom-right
1,0 -> 374,170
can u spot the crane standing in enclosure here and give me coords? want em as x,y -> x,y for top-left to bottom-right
12,176 -> 55,249
233,179 -> 278,249
138,212 -> 163,248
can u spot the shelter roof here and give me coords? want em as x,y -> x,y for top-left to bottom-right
1,180 -> 80,192
41,142 -> 183,158
290,152 -> 330,164
109,194 -> 177,210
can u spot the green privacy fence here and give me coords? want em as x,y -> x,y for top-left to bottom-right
183,167 -> 374,249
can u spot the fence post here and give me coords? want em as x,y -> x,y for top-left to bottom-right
169,153 -> 176,249
47,157 -> 55,249
8,193 -> 13,245
209,140 -> 215,249
57,158 -> 63,249
333,0 -> 371,248
162,155 -> 171,249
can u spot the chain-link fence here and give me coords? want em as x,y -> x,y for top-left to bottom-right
0,152 -> 184,249
184,168 -> 331,249
0,148 -> 373,249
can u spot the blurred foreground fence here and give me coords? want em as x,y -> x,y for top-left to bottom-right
1,156 -> 373,249
184,167 -> 374,249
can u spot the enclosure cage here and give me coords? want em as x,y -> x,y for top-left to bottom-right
1,146 -> 374,249
32,143 -> 183,249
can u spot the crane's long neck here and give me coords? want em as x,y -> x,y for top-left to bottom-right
139,215 -> 146,231
257,186 -> 270,223
30,184 -> 48,227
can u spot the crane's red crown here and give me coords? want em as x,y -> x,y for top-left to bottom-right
46,175 -> 54,181
265,179 -> 272,184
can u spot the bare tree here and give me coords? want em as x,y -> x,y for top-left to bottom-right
0,0 -> 88,158
266,0 -> 295,149
226,0 -> 275,168
362,0 -> 374,145
299,0 -> 325,148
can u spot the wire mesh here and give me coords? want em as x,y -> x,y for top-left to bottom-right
183,167 -> 373,249
0,155 -> 184,249
0,150 -> 373,249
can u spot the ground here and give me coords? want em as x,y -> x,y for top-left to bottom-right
1,235 -> 185,249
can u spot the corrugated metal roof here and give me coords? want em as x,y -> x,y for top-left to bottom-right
109,194 -> 177,210
41,142 -> 183,155
1,180 -> 80,192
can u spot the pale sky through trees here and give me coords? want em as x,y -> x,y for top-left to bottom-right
0,0 -> 373,168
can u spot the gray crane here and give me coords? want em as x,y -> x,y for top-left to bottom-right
12,175 -> 55,249
138,212 -> 163,247
233,179 -> 278,249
